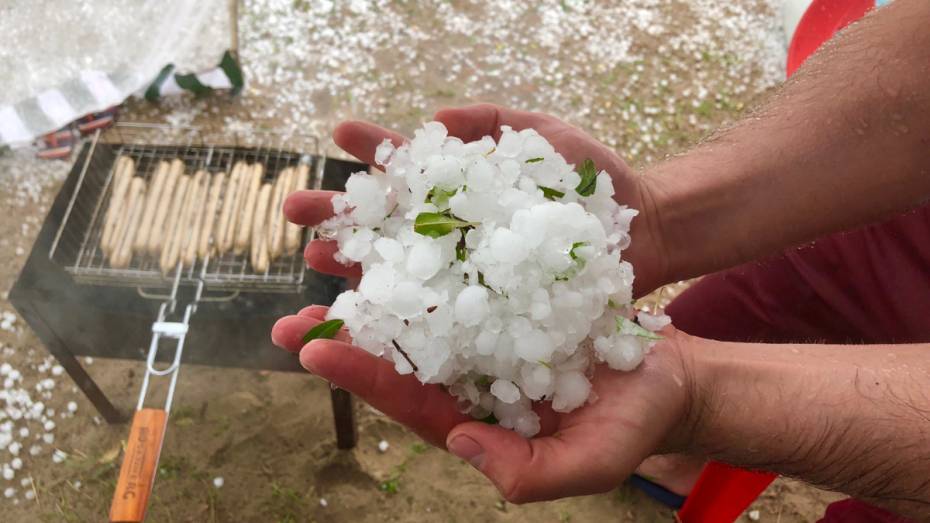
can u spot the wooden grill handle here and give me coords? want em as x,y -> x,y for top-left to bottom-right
109,408 -> 168,523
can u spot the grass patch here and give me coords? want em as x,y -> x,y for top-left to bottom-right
378,441 -> 432,495
265,482 -> 305,523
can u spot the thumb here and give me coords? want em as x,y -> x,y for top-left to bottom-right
445,421 -> 634,504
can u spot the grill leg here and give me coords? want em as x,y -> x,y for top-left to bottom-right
330,388 -> 357,449
57,350 -> 125,424
16,301 -> 125,424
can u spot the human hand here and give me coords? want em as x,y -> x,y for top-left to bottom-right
285,103 -> 672,297
272,305 -> 694,502
272,104 -> 686,502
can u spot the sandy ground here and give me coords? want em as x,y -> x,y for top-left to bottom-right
0,1 -> 849,521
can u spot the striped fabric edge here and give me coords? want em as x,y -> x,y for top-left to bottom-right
0,50 -> 244,146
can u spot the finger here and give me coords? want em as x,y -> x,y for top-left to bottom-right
297,305 -> 329,319
434,103 -> 558,142
300,339 -> 470,447
333,121 -> 406,166
283,190 -> 341,226
445,421 -> 637,504
304,240 -> 362,278
288,304 -> 559,436
271,314 -> 351,352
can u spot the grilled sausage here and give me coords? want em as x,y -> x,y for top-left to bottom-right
182,170 -> 209,267
133,160 -> 169,252
234,163 -> 263,254
159,175 -> 191,273
267,167 -> 291,261
284,162 -> 310,252
111,178 -> 146,268
216,162 -> 245,254
198,171 -> 226,259
250,183 -> 272,272
148,159 -> 184,254
100,155 -> 134,256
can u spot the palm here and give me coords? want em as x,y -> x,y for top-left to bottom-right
272,304 -> 686,502
272,104 -> 684,502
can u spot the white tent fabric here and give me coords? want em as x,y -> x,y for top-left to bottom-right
0,0 -> 232,145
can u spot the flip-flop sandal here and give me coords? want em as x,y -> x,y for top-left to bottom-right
629,473 -> 688,510
36,128 -> 77,160
76,107 -> 117,134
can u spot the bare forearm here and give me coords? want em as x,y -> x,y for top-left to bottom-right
682,337 -> 930,518
645,0 -> 930,282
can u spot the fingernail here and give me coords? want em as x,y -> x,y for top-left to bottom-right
447,435 -> 485,469
270,318 -> 289,349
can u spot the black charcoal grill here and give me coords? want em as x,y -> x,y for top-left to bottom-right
8,123 -> 364,522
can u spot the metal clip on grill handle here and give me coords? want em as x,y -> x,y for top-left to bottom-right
109,265 -> 204,523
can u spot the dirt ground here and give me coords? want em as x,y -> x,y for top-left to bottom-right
0,1 -> 849,522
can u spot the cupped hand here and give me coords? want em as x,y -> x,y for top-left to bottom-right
271,305 -> 694,503
272,104 -> 686,502
285,103 -> 672,297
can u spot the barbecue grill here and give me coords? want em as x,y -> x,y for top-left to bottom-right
9,123 -> 364,522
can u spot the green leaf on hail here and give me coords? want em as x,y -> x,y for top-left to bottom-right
525,157 -> 544,163
615,317 -> 664,341
568,241 -> 588,260
414,212 -> 475,238
425,186 -> 458,209
302,319 -> 344,343
574,158 -> 598,196
539,186 -> 565,200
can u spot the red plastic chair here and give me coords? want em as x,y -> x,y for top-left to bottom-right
677,1 -> 875,521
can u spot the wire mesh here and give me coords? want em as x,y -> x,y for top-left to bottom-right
51,123 -> 321,292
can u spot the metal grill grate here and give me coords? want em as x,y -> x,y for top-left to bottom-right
50,123 -> 325,293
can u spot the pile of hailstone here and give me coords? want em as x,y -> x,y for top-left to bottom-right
318,122 -> 669,437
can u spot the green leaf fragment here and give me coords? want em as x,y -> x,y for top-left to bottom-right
456,242 -> 467,261
574,158 -> 598,196
425,186 -> 458,209
568,241 -> 588,260
616,317 -> 664,341
302,319 -> 344,343
476,271 -> 496,292
414,212 -> 475,238
607,298 -> 619,309
526,157 -> 544,163
480,413 -> 499,425
540,186 -> 565,200
537,360 -> 552,369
